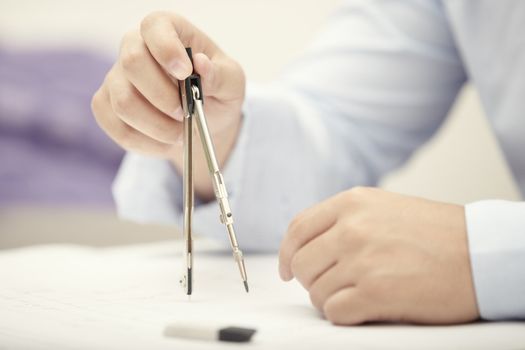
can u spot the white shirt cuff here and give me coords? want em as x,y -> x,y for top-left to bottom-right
465,200 -> 525,320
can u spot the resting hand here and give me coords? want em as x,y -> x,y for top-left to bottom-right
279,187 -> 479,325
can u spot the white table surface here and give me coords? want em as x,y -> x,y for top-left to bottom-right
1,241 -> 524,350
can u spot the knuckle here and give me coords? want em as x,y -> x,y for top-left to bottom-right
359,277 -> 386,302
324,302 -> 366,326
289,254 -> 301,276
339,186 -> 372,205
323,299 -> 344,324
350,186 -> 371,196
308,287 -> 324,311
140,13 -> 156,33
115,128 -> 136,150
287,213 -> 306,237
120,45 -> 146,72
120,30 -> 137,47
334,189 -> 357,207
287,216 -> 300,233
338,220 -> 360,244
339,217 -> 369,246
340,218 -> 356,234
112,89 -> 136,118
140,11 -> 169,33
353,254 -> 375,277
90,89 -> 103,115
91,90 -> 112,133
289,253 -> 308,285
286,230 -> 304,256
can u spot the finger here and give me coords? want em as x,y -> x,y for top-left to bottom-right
193,52 -> 244,101
119,31 -> 183,121
308,259 -> 357,311
140,12 -> 194,80
192,52 -> 214,94
323,288 -> 371,325
106,67 -> 183,145
290,228 -> 339,289
91,85 -> 172,155
279,200 -> 337,281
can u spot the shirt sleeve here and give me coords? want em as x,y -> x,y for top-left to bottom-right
465,200 -> 525,320
112,0 -> 466,252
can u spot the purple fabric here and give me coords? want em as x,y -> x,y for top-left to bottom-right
0,48 -> 124,208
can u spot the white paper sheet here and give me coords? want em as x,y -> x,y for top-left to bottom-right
1,241 -> 524,349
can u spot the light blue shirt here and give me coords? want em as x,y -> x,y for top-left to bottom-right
113,0 -> 525,321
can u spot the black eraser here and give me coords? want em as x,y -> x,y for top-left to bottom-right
218,327 -> 257,343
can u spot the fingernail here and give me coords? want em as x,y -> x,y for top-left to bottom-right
171,106 -> 184,121
169,60 -> 190,79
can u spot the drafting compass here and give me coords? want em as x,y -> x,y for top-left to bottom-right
178,48 -> 249,296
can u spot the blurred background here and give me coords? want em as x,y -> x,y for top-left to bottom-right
0,0 -> 520,249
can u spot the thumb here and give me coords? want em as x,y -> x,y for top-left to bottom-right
192,52 -> 214,93
192,52 -> 244,101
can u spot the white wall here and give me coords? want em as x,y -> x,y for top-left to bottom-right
1,0 -> 520,207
